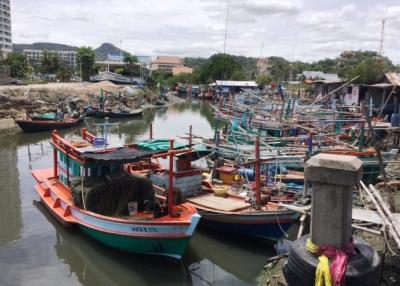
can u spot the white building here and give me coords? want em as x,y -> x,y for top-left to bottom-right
0,0 -> 12,55
23,49 -> 77,68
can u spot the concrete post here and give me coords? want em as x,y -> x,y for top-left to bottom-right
305,153 -> 362,249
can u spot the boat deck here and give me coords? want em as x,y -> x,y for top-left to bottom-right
187,194 -> 250,212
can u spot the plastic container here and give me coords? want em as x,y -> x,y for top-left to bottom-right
127,202 -> 138,216
93,137 -> 106,147
213,186 -> 227,197
216,166 -> 237,184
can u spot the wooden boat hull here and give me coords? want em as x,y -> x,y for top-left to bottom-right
86,110 -> 107,118
78,225 -> 193,258
85,109 -> 144,118
15,118 -> 84,132
196,209 -> 298,241
32,168 -> 200,259
107,109 -> 143,118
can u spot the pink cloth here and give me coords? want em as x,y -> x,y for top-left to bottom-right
318,241 -> 356,286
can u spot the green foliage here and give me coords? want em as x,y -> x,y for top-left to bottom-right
120,52 -> 140,77
41,51 -> 60,74
77,46 -> 96,81
147,70 -> 171,88
186,50 -> 399,85
184,57 -> 207,69
346,58 -> 386,84
198,53 -> 245,83
114,68 -> 124,75
123,52 -> 138,64
230,55 -> 257,79
268,57 -> 291,82
56,65 -> 73,81
4,52 -> 28,78
256,74 -> 273,88
166,72 -> 199,89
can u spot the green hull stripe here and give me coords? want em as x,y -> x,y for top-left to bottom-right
79,225 -> 191,259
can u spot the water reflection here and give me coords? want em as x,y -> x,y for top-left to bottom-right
0,134 -> 22,246
34,201 -> 192,286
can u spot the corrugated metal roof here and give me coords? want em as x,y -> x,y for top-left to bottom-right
385,73 -> 400,86
313,79 -> 344,84
366,83 -> 393,88
215,80 -> 257,87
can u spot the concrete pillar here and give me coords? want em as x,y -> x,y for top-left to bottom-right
305,153 -> 362,249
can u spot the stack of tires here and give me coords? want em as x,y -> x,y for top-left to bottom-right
283,235 -> 381,286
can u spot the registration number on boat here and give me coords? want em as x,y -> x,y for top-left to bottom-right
132,226 -> 159,233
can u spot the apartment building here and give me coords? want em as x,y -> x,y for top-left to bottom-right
0,0 -> 12,55
23,49 -> 77,68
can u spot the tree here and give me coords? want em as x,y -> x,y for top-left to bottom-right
4,53 -> 28,78
198,53 -> 244,83
41,51 -> 60,75
121,52 -> 140,78
347,58 -> 386,84
56,65 -> 73,81
77,46 -> 96,81
256,74 -> 273,89
114,67 -> 124,75
147,70 -> 171,88
123,52 -> 138,64
268,57 -> 291,82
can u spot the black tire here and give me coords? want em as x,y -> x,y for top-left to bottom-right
284,235 -> 381,286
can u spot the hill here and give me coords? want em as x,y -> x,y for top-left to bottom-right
12,42 -> 129,62
13,42 -> 78,53
94,43 -> 128,61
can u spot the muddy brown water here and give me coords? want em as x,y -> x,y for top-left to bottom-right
0,99 -> 280,286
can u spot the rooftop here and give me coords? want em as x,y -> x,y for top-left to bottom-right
215,80 -> 257,87
385,73 -> 400,86
152,56 -> 183,65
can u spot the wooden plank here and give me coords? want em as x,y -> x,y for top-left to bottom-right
187,194 -> 250,212
352,208 -> 383,225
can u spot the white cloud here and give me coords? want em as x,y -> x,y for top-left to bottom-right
9,0 -> 400,63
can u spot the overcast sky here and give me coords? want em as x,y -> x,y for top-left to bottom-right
11,0 -> 400,63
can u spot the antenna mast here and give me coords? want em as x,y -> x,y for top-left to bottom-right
379,19 -> 385,55
223,0 -> 230,53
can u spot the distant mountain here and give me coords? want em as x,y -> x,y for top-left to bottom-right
12,42 -> 128,62
13,42 -> 78,53
94,43 -> 128,61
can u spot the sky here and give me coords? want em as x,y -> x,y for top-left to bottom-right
11,0 -> 400,63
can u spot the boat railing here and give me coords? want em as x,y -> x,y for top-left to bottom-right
81,128 -> 96,143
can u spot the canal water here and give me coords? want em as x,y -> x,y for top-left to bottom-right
0,99 -> 277,286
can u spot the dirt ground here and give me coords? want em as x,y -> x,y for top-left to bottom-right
0,82 -> 180,131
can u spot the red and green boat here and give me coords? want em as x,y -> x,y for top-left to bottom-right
32,128 -> 200,259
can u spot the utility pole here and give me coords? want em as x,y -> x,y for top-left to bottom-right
379,19 -> 385,56
223,0 -> 230,53
119,40 -> 123,61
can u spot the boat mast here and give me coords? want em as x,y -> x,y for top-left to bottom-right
255,136 -> 261,208
53,130 -> 58,178
168,140 -> 175,216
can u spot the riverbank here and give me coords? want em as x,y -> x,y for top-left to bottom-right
0,82 -> 185,132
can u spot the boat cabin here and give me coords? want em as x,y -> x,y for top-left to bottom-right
51,129 -> 164,218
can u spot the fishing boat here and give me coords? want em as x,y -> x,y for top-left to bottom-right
30,112 -> 58,121
84,106 -> 143,118
106,108 -> 143,118
83,106 -> 107,118
127,137 -> 299,241
31,128 -> 200,259
15,117 -> 85,133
